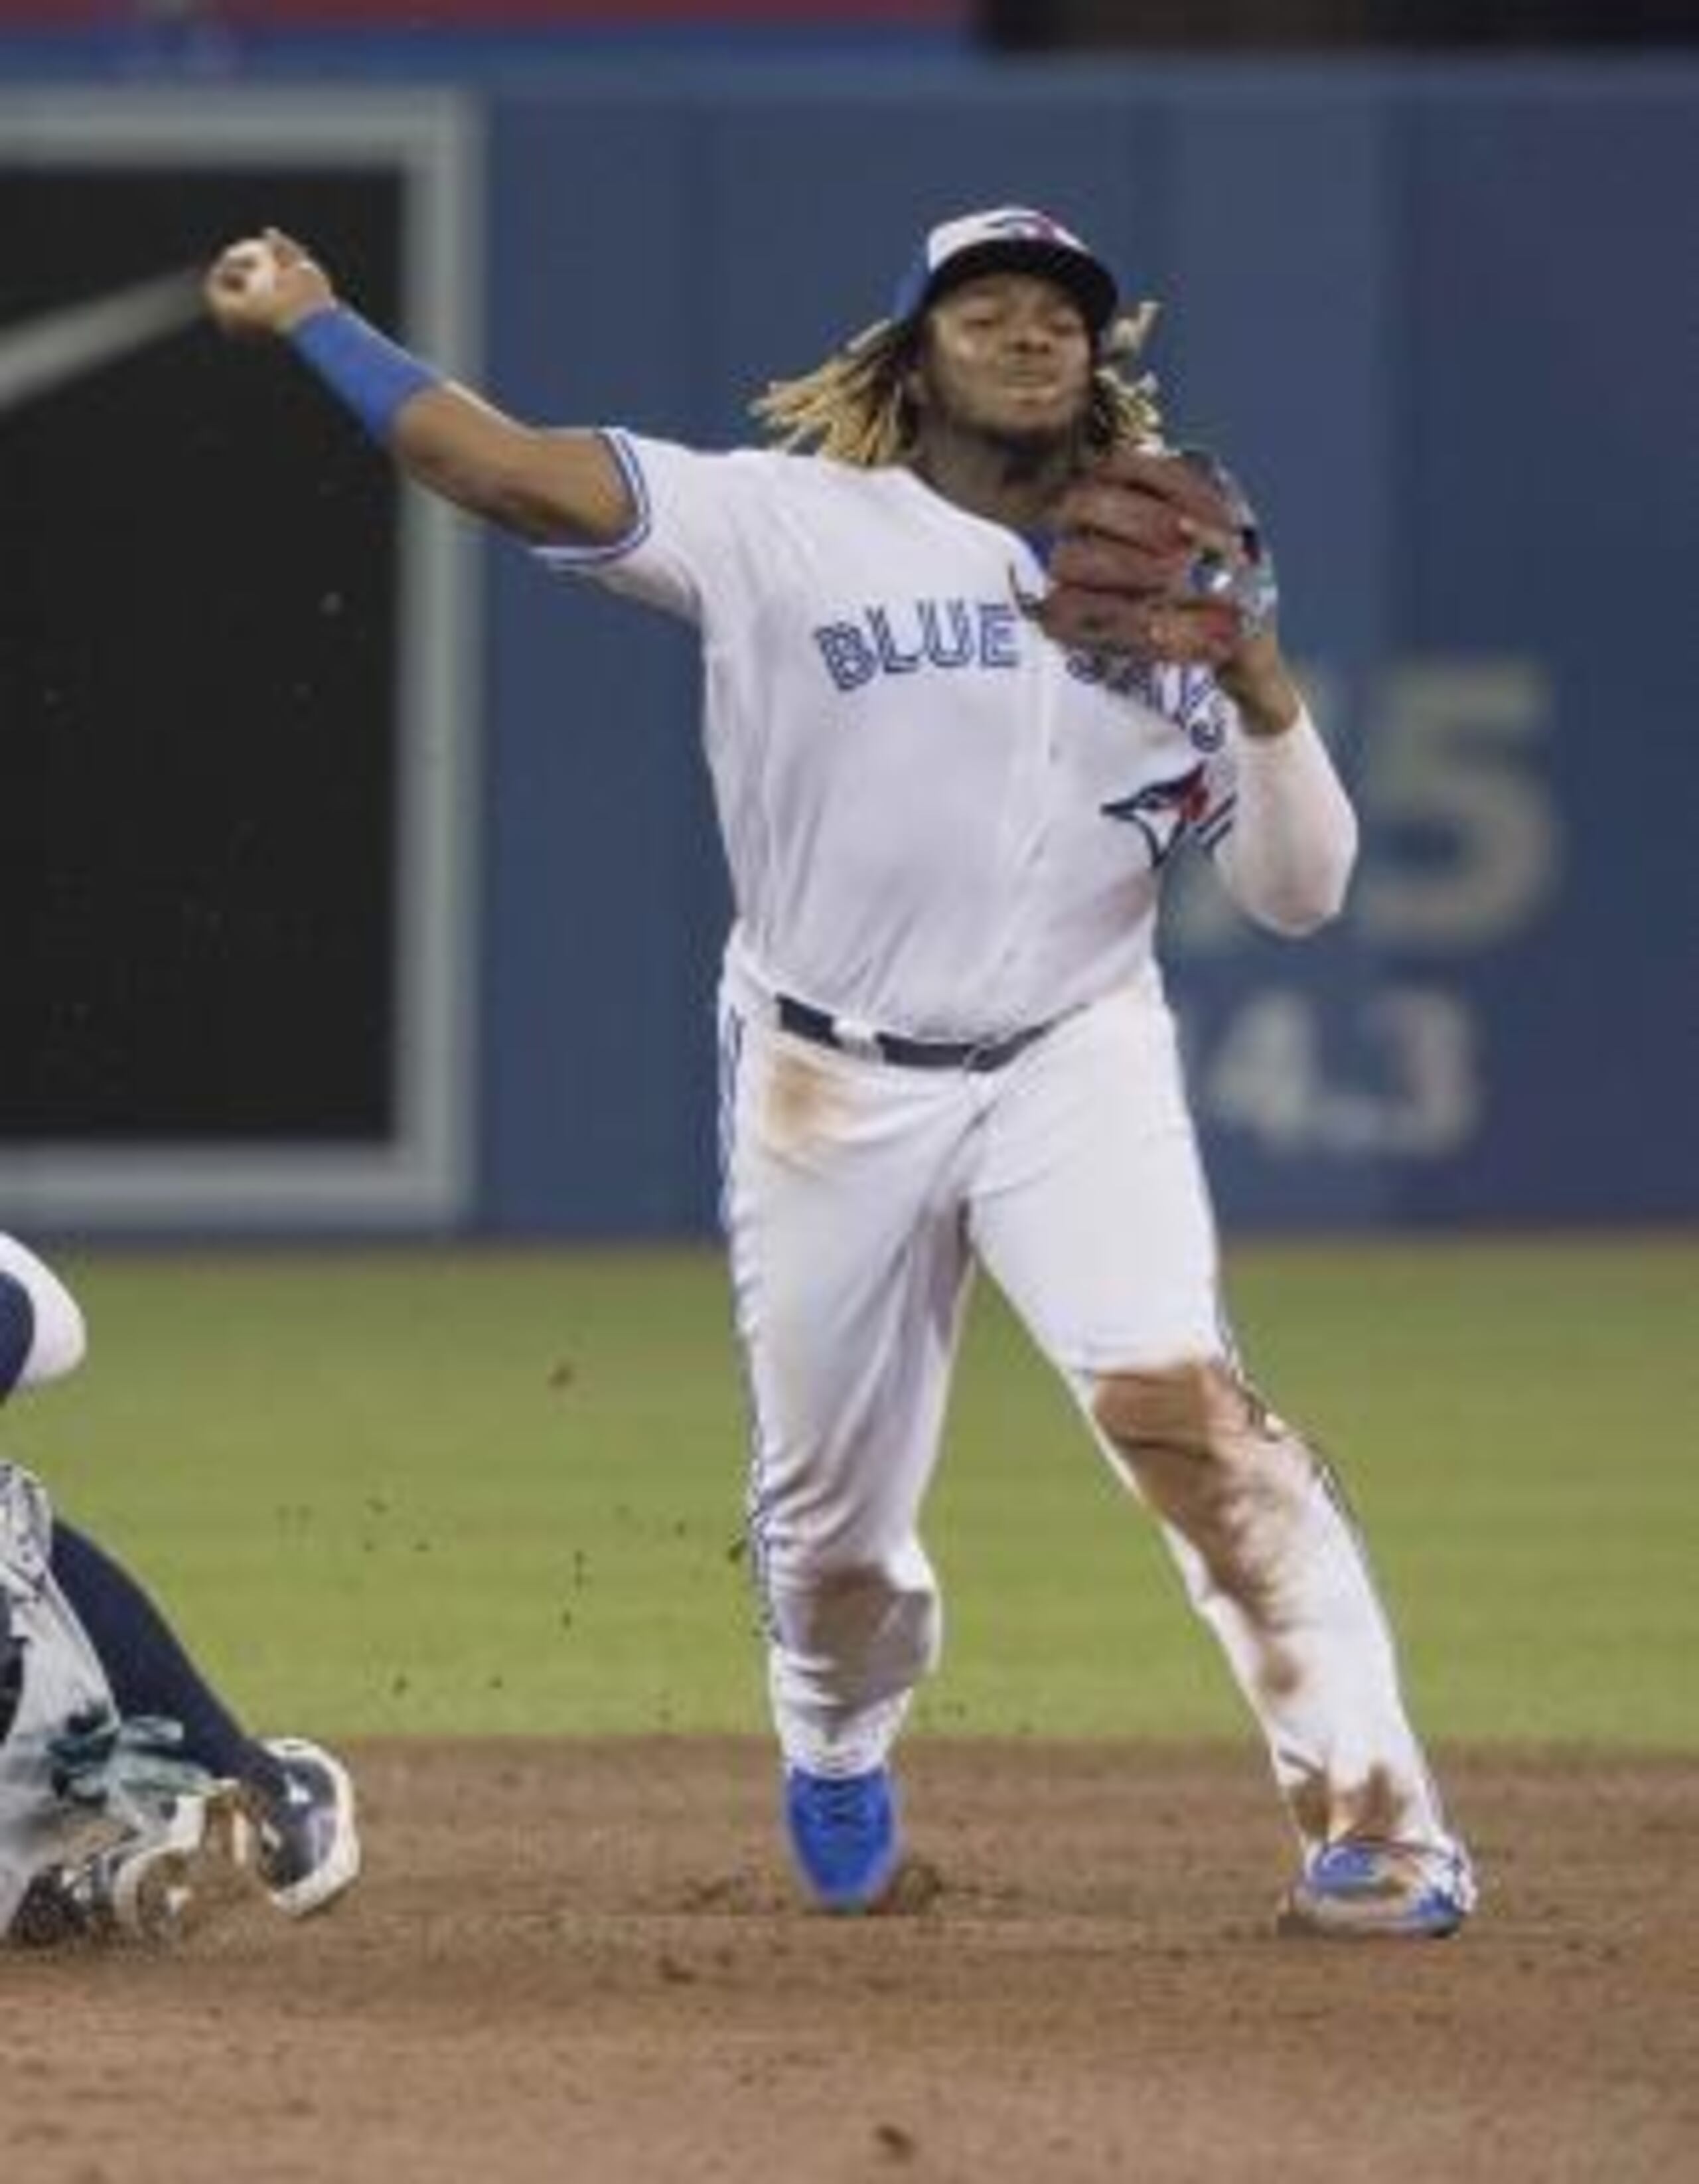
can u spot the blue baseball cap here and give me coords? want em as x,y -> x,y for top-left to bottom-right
891,206 -> 1119,335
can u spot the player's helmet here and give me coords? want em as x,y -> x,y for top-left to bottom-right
0,1271 -> 33,1403
891,207 -> 1120,337
0,1241 -> 86,1400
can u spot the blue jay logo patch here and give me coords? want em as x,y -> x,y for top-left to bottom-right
1100,763 -> 1211,866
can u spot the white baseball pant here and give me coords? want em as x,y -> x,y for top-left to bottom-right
717,960 -> 1461,1863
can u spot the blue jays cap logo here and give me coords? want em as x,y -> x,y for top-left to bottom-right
891,205 -> 1120,334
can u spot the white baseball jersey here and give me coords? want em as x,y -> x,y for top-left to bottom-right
539,431 -> 1242,1042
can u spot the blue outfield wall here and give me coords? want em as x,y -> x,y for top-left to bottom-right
5,53 -> 1688,1237
466,60 -> 1698,1235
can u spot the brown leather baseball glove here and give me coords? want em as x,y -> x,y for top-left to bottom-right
1028,445 -> 1278,666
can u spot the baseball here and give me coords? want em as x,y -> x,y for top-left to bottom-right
226,242 -> 278,298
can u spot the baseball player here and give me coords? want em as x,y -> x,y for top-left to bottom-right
204,208 -> 1474,1937
0,1231 -> 360,1944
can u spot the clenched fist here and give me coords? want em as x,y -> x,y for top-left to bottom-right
204,228 -> 334,339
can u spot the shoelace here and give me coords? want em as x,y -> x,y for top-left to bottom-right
808,1776 -> 878,1830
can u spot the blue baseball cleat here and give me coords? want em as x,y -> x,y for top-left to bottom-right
784,1764 -> 903,1912
1276,1839 -> 1476,1940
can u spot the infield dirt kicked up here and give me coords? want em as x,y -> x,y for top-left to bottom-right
3,1739 -> 1694,2183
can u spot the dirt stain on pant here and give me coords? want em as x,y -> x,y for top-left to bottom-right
1091,1360 -> 1318,1626
1092,1363 -> 1426,1851
1290,1762 -> 1419,1848
764,1045 -> 855,1159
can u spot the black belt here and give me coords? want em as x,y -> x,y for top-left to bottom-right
776,994 -> 1053,1073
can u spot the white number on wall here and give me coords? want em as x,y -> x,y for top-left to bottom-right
1198,986 -> 1481,1158
1355,660 -> 1558,950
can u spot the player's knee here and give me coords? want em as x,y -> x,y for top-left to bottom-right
1090,1356 -> 1241,1458
1089,1356 -> 1313,1482
767,1557 -> 940,1676
1090,1360 -> 1321,1600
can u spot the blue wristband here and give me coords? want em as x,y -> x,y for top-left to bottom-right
287,305 -> 443,443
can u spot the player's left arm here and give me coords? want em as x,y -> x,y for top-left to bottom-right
1207,632 -> 1359,937
1040,445 -> 1357,933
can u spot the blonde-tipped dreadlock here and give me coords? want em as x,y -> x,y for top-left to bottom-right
751,300 -> 1165,467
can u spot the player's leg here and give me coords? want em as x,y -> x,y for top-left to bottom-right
50,1521 -> 287,1798
48,1523 -> 360,1918
968,985 -> 1473,1934
719,992 -> 978,1905
3,1454 -> 234,1946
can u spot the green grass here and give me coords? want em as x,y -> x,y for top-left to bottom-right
13,1235 -> 1696,1747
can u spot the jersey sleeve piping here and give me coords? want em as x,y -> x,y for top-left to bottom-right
532,428 -> 652,568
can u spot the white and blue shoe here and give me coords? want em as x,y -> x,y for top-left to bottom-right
784,1764 -> 903,1913
1277,1839 -> 1476,1939
241,1737 -> 362,1918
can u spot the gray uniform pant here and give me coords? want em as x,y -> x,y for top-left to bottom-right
0,1462 -> 115,1934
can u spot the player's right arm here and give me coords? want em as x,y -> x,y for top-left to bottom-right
204,230 -> 633,548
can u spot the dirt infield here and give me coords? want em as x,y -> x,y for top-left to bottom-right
3,1740 -> 1695,2183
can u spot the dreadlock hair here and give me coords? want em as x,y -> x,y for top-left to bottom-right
751,300 -> 1166,467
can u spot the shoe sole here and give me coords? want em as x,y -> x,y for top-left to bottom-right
796,1846 -> 947,1918
1274,1891 -> 1468,1941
